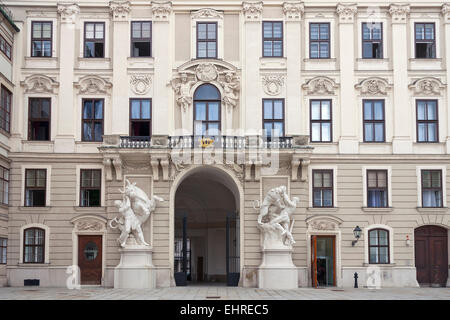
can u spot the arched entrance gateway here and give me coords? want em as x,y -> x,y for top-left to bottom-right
414,225 -> 448,287
171,166 -> 242,286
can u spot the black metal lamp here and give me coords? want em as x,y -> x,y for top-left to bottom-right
352,225 -> 362,246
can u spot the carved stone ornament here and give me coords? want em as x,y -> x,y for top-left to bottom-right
336,3 -> 357,23
242,1 -> 263,21
443,3 -> 450,21
355,77 -> 391,96
282,1 -> 305,21
109,1 -> 131,21
130,75 -> 152,95
192,8 -> 223,20
57,3 -> 80,23
21,74 -> 59,94
151,1 -> 172,21
225,162 -> 245,182
262,75 -> 285,96
75,75 -> 112,95
408,77 -> 446,96
389,4 -> 410,23
76,220 -> 105,231
195,63 -> 219,81
302,76 -> 339,95
310,220 -> 336,231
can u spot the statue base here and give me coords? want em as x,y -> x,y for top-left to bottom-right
258,247 -> 298,289
114,245 -> 156,289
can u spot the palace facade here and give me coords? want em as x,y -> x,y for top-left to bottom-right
0,0 -> 449,288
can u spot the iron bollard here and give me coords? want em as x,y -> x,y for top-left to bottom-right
354,272 -> 358,288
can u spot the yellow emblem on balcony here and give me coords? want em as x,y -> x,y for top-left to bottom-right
200,137 -> 215,148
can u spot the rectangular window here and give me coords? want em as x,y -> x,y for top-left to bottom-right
84,22 -> 105,58
80,169 -> 101,207
0,237 -> 6,264
0,85 -> 11,133
197,22 -> 217,58
25,169 -> 46,207
367,170 -> 388,208
31,21 -> 52,57
312,170 -> 333,207
263,21 -> 283,57
0,166 -> 9,206
82,99 -> 104,142
415,23 -> 436,58
363,100 -> 385,142
310,100 -> 332,142
417,100 -> 438,142
263,99 -> 284,139
369,229 -> 390,264
24,228 -> 45,263
310,23 -> 330,58
421,170 -> 442,208
28,98 -> 50,141
130,99 -> 151,137
362,22 -> 383,59
131,21 -> 151,57
0,35 -> 12,60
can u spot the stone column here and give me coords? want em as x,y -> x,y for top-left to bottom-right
283,2 -> 304,137
151,1 -> 172,137
442,4 -> 450,154
336,3 -> 358,154
110,1 -> 131,135
55,3 -> 80,152
389,4 -> 412,154
242,1 -> 263,134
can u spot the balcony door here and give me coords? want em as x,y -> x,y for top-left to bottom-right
193,84 -> 221,137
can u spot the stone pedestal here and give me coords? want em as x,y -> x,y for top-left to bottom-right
258,247 -> 298,289
114,245 -> 156,289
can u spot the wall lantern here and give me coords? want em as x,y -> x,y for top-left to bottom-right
352,225 -> 362,246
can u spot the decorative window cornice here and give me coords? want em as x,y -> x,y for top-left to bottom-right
302,76 -> 339,96
408,77 -> 446,96
191,8 -> 223,20
21,74 -> 59,94
74,75 -> 113,95
282,1 -> 304,21
242,1 -> 263,21
151,0 -> 172,21
355,77 -> 391,96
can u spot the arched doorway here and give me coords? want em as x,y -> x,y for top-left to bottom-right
414,225 -> 448,287
173,166 -> 240,286
193,84 -> 221,137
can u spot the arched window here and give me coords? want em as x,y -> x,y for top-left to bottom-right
23,227 -> 45,263
368,228 -> 389,264
193,84 -> 221,136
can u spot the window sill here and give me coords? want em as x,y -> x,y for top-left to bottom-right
363,263 -> 396,267
303,58 -> 336,62
416,207 -> 448,213
356,58 -> 389,62
21,140 -> 54,144
409,58 -> 442,62
307,207 -> 339,212
18,206 -> 51,211
25,56 -> 57,61
362,207 -> 393,212
73,206 -> 106,212
76,141 -> 103,144
17,263 -> 50,267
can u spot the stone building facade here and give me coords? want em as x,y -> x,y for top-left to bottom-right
0,0 -> 449,288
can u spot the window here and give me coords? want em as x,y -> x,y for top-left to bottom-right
84,22 -> 105,58
368,229 -> 389,264
367,170 -> 388,208
131,21 -> 151,57
363,100 -> 385,142
362,22 -> 382,58
310,100 -> 332,142
421,170 -> 442,208
0,35 -> 12,60
82,99 -> 104,142
28,98 -> 50,141
197,22 -> 217,58
130,99 -> 151,137
23,228 -> 45,263
310,23 -> 330,58
80,169 -> 101,207
415,23 -> 436,59
194,84 -> 221,136
263,21 -> 283,57
25,169 -> 46,207
0,166 -> 9,206
263,99 -> 284,139
312,170 -> 333,207
0,86 -> 11,133
417,100 -> 438,142
0,238 -> 6,264
31,21 -> 52,57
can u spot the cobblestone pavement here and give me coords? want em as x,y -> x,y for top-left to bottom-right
0,286 -> 449,300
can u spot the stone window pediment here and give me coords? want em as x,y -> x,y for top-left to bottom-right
306,215 -> 343,231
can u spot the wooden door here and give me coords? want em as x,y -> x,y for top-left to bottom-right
78,235 -> 102,285
415,226 -> 448,287
311,235 -> 336,287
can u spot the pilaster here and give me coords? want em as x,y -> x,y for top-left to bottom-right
443,4 -> 450,153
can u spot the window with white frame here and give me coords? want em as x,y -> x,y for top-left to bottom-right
368,228 -> 390,264
23,227 -> 45,263
421,169 -> 443,207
